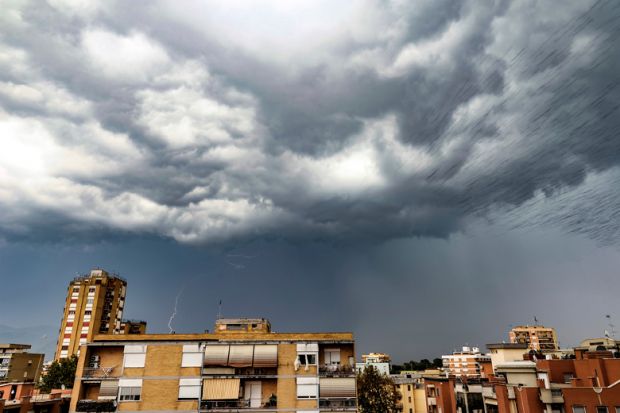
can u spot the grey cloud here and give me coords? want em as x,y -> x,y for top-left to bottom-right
0,0 -> 618,245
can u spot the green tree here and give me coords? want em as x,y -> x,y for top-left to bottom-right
39,355 -> 78,393
357,365 -> 399,413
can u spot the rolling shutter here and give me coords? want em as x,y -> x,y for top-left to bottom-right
319,378 -> 356,398
98,380 -> 118,400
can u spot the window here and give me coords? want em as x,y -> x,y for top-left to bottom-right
178,378 -> 201,399
324,349 -> 341,365
119,387 -> 141,401
597,408 -> 608,413
564,373 -> 575,384
68,311 -> 75,315
409,396 -> 412,402
410,409 -> 413,413
73,287 -> 80,292
87,299 -> 94,305
297,343 -> 318,367
297,377 -> 318,399
299,354 -> 317,365
89,287 -> 96,292
408,385 -> 411,391
615,408 -> 620,413
573,406 -> 586,413
123,345 -> 147,368
181,344 -> 202,367
85,311 -> 92,315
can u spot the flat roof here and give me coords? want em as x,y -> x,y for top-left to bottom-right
92,331 -> 354,343
487,343 -> 529,350
0,344 -> 32,349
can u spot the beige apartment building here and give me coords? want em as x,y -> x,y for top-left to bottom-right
441,346 -> 490,378
508,325 -> 558,352
0,344 -> 44,383
70,318 -> 356,413
55,269 -> 146,360
392,373 -> 427,413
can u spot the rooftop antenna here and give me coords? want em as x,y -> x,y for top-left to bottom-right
534,316 -> 540,325
605,315 -> 616,338
217,300 -> 222,320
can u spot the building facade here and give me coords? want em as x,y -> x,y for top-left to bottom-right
442,347 -> 491,378
393,373 -> 427,413
425,338 -> 620,413
54,269 -> 146,360
70,318 -> 356,413
509,325 -> 558,352
356,352 -> 391,375
0,344 -> 44,383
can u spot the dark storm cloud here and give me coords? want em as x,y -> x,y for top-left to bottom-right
0,0 -> 619,245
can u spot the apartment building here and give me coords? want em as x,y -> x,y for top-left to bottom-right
0,344 -> 44,383
442,347 -> 491,378
392,373 -> 427,413
0,381 -> 71,413
70,318 -> 356,413
356,352 -> 391,375
119,321 -> 147,335
509,325 -> 558,352
425,337 -> 620,413
55,269 -> 146,360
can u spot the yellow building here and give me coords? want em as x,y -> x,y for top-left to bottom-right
392,373 -> 427,413
508,325 -> 558,352
55,269 -> 145,360
70,318 -> 356,413
0,344 -> 44,383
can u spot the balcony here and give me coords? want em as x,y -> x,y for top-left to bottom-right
319,398 -> 357,411
81,366 -> 119,380
319,365 -> 355,377
200,400 -> 277,411
76,400 -> 117,412
202,367 -> 278,378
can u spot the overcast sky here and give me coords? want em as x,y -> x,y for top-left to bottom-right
0,0 -> 619,362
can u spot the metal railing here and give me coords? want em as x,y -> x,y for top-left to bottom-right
201,400 -> 277,410
76,399 -> 117,412
319,398 -> 357,409
318,365 -> 355,377
81,366 -> 118,379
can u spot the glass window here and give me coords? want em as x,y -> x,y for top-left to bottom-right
597,407 -> 608,413
298,354 -> 317,365
119,387 -> 141,401
573,406 -> 586,413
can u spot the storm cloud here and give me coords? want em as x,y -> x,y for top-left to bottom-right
0,0 -> 619,246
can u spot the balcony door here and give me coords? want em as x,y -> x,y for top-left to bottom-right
244,381 -> 262,408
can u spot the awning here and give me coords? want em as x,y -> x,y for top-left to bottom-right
204,345 -> 230,366
98,380 -> 118,400
202,378 -> 241,400
319,378 -> 356,398
253,345 -> 278,368
228,345 -> 254,367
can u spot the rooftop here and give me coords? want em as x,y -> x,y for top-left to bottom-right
0,343 -> 32,350
487,343 -> 529,350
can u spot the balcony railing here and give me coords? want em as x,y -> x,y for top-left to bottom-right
319,398 -> 357,410
319,365 -> 355,377
76,400 -> 117,412
201,400 -> 277,410
81,366 -> 119,379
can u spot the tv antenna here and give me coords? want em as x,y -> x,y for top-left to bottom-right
217,300 -> 223,320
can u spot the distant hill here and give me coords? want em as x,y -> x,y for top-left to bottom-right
0,324 -> 58,361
